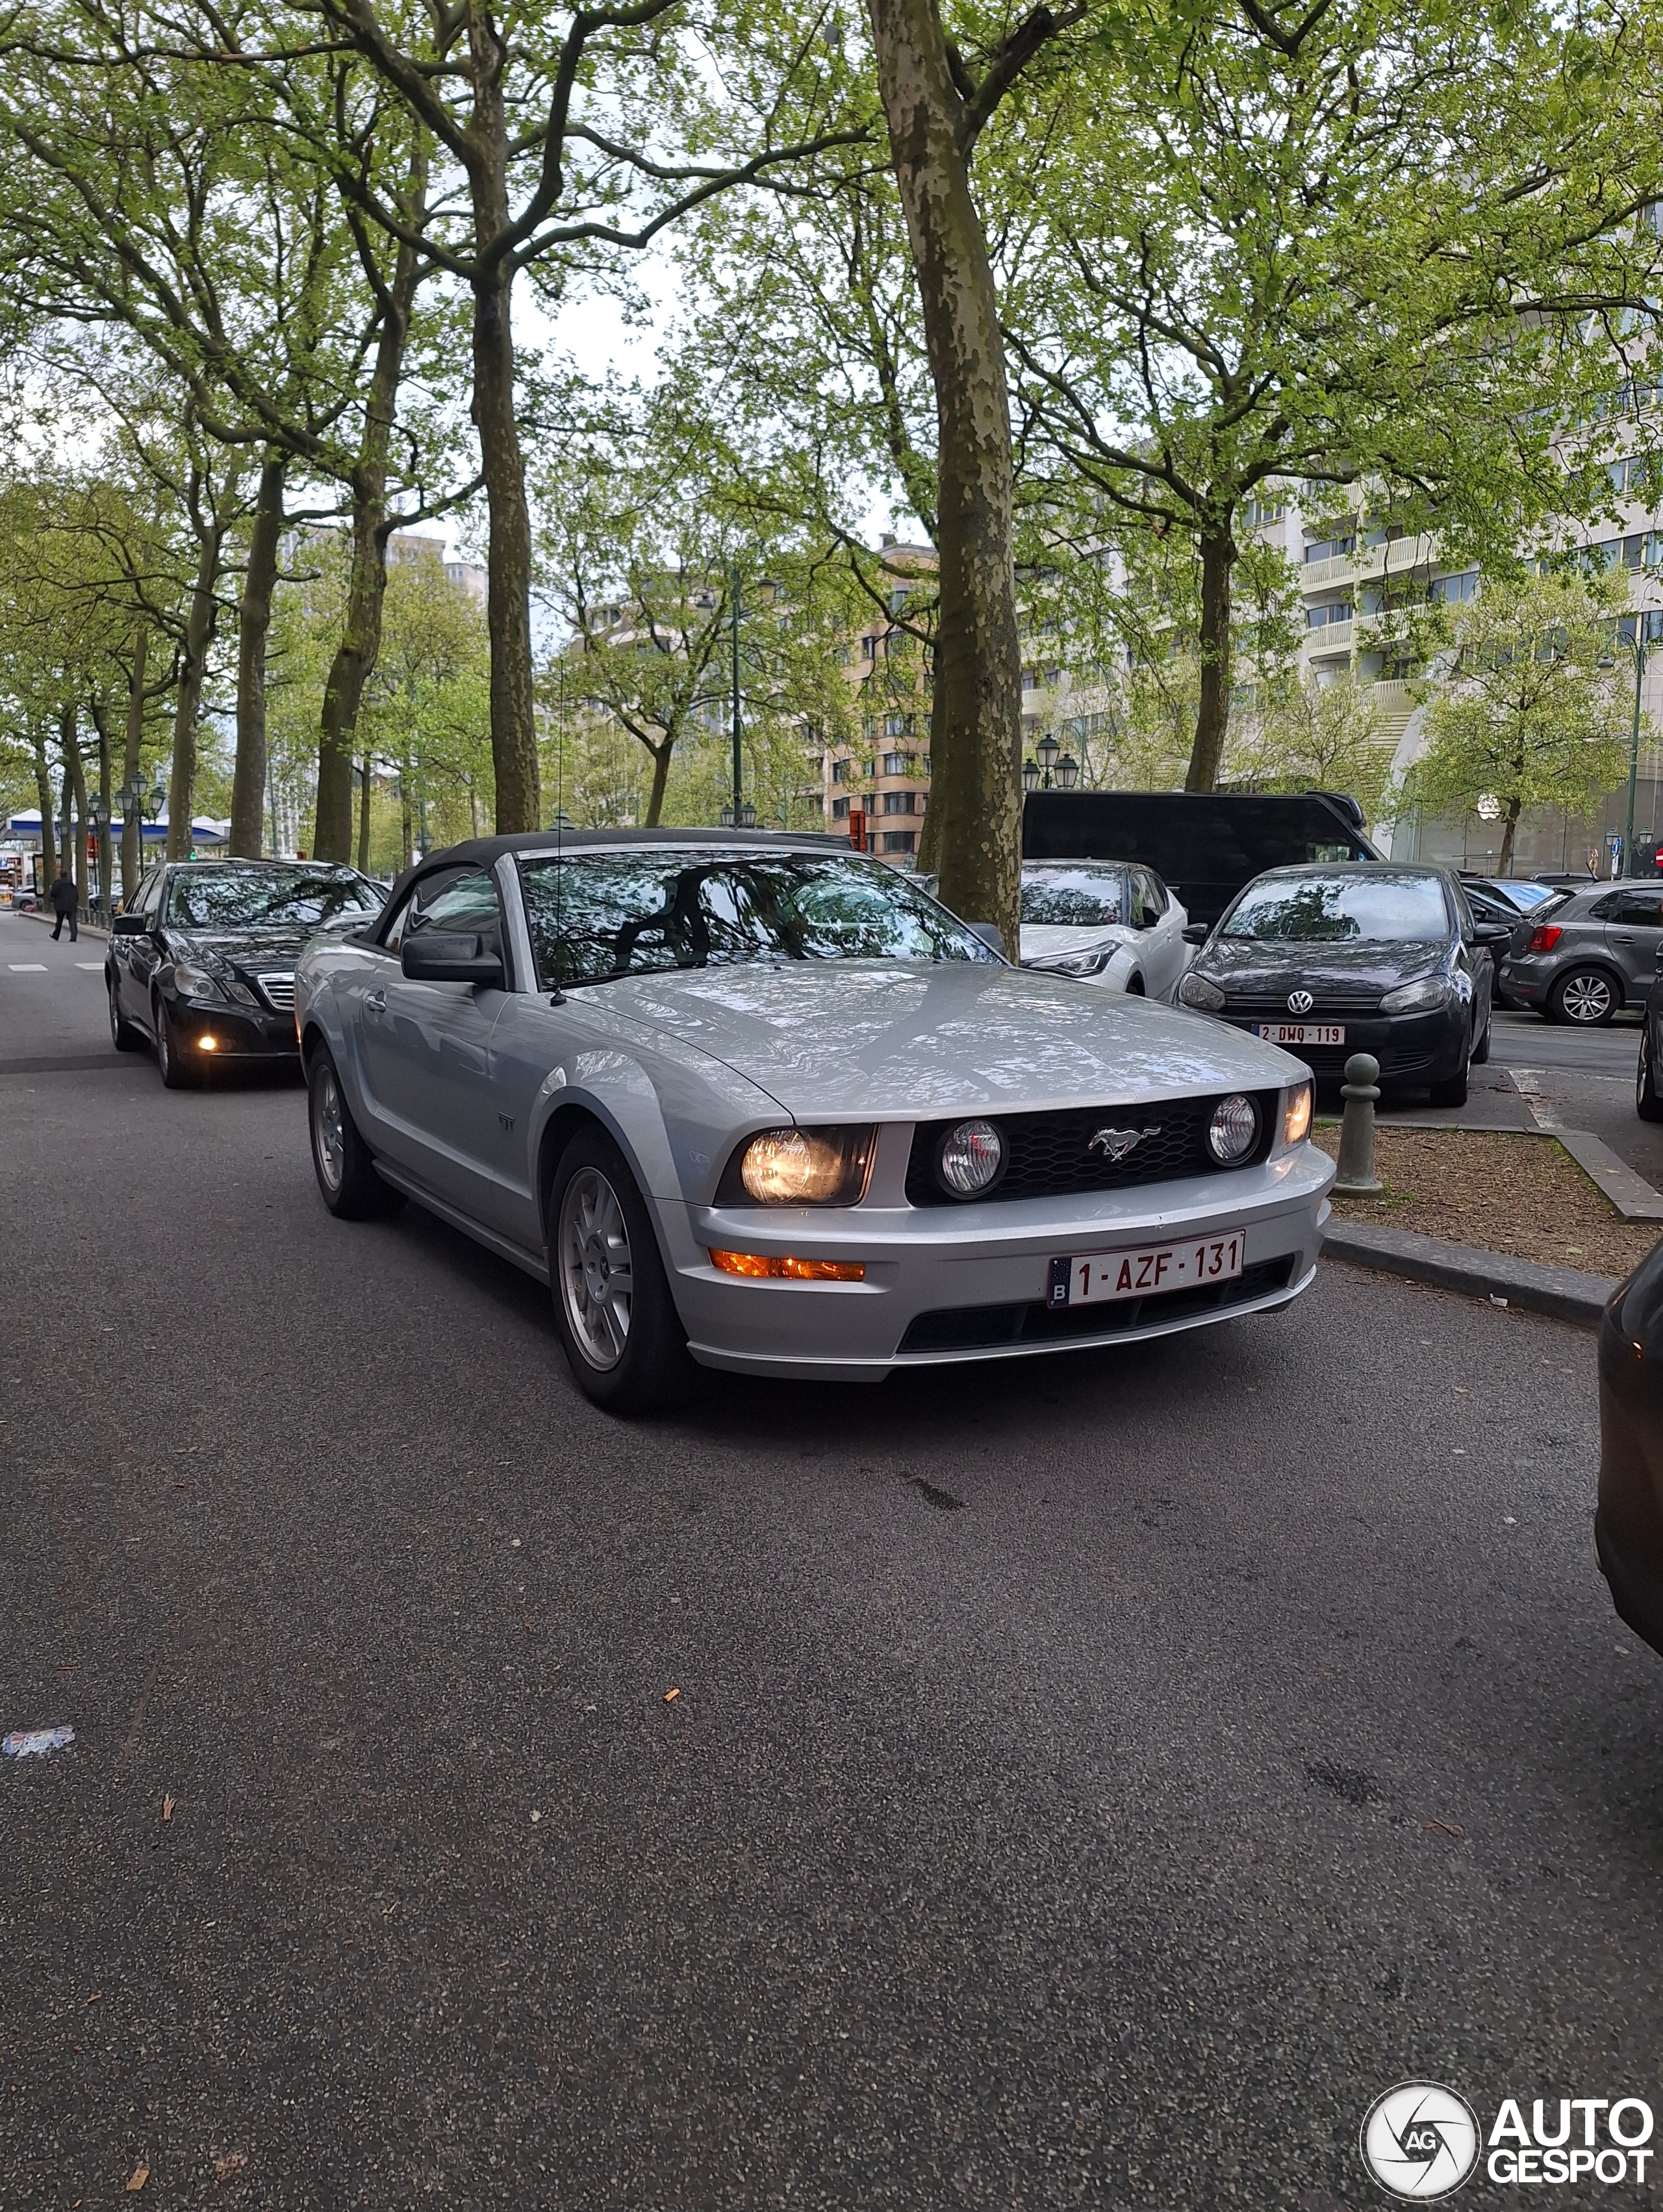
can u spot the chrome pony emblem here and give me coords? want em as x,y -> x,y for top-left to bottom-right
1089,1125 -> 1161,1163
1286,988 -> 1315,1014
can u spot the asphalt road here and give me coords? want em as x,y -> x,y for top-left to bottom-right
4,910 -> 1663,2210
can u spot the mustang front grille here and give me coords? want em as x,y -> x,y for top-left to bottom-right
903,1090 -> 1280,1207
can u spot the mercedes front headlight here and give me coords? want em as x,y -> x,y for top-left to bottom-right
1178,971 -> 1226,1011
1378,976 -> 1451,1014
171,961 -> 225,1000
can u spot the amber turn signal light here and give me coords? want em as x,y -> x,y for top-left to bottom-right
708,1250 -> 865,1281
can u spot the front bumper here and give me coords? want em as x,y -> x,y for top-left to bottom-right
660,1142 -> 1334,1377
1218,1006 -> 1467,1088
163,992 -> 299,1060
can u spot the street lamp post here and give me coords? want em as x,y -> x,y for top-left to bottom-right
1601,614 -> 1659,877
1022,729 -> 1082,792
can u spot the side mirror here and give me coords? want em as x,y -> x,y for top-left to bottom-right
965,920 -> 1006,957
111,912 -> 150,936
400,931 -> 505,987
1474,920 -> 1513,948
1182,922 -> 1211,946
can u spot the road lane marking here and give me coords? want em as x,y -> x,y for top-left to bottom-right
6,963 -> 46,972
75,961 -> 103,970
1508,1068 -> 1565,1131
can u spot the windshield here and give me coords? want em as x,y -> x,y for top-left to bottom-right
1223,873 -> 1450,944
1020,866 -> 1124,927
166,866 -> 382,931
518,851 -> 999,988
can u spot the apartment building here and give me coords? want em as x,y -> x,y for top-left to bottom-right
819,540 -> 935,859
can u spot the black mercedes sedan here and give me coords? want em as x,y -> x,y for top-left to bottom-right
1177,862 -> 1504,1105
108,859 -> 385,1087
1597,1233 -> 1663,1655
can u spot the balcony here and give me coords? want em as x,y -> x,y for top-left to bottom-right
1301,552 -> 1356,588
1304,618 -> 1355,656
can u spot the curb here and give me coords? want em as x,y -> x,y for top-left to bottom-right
17,910 -> 109,942
1321,1220 -> 1620,1329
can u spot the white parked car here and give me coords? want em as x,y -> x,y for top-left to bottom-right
1019,861 -> 1192,999
294,832 -> 1332,1413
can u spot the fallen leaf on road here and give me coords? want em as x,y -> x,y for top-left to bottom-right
529,1810 -> 542,1824
212,2150 -> 248,2183
663,1687 -> 680,1703
1424,1818 -> 1464,1839
125,2165 -> 149,2193
162,1796 -> 175,1822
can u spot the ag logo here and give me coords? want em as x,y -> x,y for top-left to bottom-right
1360,2082 -> 1480,2200
1286,988 -> 1315,1014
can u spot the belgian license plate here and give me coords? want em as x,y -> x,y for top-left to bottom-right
1048,1233 -> 1245,1309
1252,1022 -> 1345,1046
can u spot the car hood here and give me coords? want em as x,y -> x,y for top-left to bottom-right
590,961 -> 1304,1117
1019,924 -> 1134,962
167,924 -> 350,968
1199,938 -> 1447,996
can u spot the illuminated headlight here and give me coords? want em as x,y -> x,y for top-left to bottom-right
1379,976 -> 1451,1014
1282,1080 -> 1313,1148
936,1118 -> 1006,1198
1207,1094 -> 1259,1164
1028,946 -> 1117,978
738,1126 -> 874,1205
1178,971 -> 1226,1011
171,961 -> 224,1000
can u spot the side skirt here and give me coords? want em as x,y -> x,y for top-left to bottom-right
372,1161 -> 550,1287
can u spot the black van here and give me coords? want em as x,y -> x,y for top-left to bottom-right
1022,790 -> 1380,927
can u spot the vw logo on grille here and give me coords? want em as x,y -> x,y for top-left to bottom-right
1286,988 -> 1315,1014
1089,1125 -> 1160,1163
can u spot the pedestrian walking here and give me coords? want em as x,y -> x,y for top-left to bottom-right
48,868 -> 79,942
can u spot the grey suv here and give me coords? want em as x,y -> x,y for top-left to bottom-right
1497,880 -> 1663,1024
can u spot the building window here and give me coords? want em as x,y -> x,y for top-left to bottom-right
1429,571 -> 1479,605
831,796 -> 850,820
882,790 -> 914,814
1306,601 -> 1355,629
882,749 -> 912,774
1304,534 -> 1356,563
880,830 -> 916,854
832,757 -> 852,783
861,636 -> 878,660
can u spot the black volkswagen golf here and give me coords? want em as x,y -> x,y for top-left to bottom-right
1177,862 -> 1503,1105
108,859 -> 385,1087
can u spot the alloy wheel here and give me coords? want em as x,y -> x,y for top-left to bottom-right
1560,971 -> 1614,1023
312,1064 -> 345,1194
557,1166 -> 634,1371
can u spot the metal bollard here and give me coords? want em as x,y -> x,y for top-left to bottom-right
1332,1052 -> 1383,1195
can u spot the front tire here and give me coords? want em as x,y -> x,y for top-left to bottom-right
307,1047 -> 404,1219
1428,1033 -> 1471,1109
548,1126 -> 692,1414
154,996 -> 197,1088
1640,1024 -> 1663,1123
1471,1009 -> 1492,1066
108,977 -> 144,1052
1549,966 -> 1619,1025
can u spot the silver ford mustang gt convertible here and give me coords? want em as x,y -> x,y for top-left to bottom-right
294,831 -> 1334,1412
